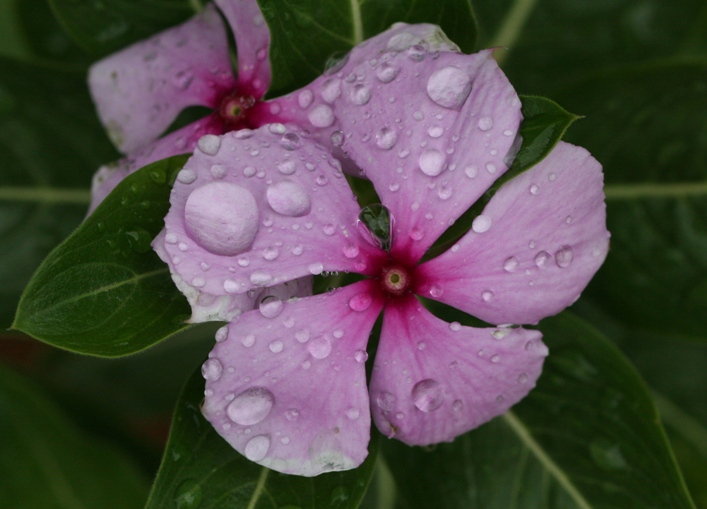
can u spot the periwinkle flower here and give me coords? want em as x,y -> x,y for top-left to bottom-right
87,0 -> 280,212
153,24 -> 610,476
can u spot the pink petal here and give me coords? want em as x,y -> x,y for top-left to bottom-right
88,5 -> 235,154
88,115 -> 223,214
157,126 -> 384,312
201,280 -> 384,476
271,24 -> 522,262
416,141 -> 610,325
215,0 -> 271,98
369,296 -> 547,445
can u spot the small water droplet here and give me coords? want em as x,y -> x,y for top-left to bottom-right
449,321 -> 461,331
346,407 -> 360,419
259,296 -> 283,318
298,90 -> 314,109
535,251 -> 551,268
241,334 -> 256,347
529,184 -> 540,195
330,130 -> 344,147
481,290 -> 494,302
197,134 -> 221,155
376,127 -> 398,149
464,165 -> 478,179
308,336 -> 332,359
590,438 -> 628,470
227,387 -> 274,425
285,408 -> 299,421
349,293 -> 372,312
277,160 -> 296,175
452,399 -> 463,412
491,354 -> 500,363
429,284 -> 443,298
376,391 -> 395,411
426,67 -> 472,109
244,435 -> 271,462
472,215 -> 492,233
518,372 -> 528,384
308,262 -> 324,275
215,325 -> 229,342
321,78 -> 342,103
503,256 -> 519,272
376,62 -> 400,83
418,149 -> 446,176
412,379 -> 444,412
267,179 -> 311,217
555,246 -> 574,268
177,169 -> 197,184
548,172 -> 557,181
201,358 -> 223,381
342,244 -> 359,258
280,132 -> 301,150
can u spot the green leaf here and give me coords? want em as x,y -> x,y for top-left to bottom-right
490,94 -> 580,192
0,362 -> 149,508
474,0 -> 707,92
49,0 -> 195,57
384,312 -> 696,509
555,62 -> 707,342
258,0 -> 478,96
0,56 -> 118,328
145,366 -> 379,509
12,155 -> 191,357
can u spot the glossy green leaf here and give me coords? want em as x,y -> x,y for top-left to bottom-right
0,56 -> 117,328
12,155 -> 191,357
384,312 -> 695,509
0,362 -> 149,508
49,0 -> 195,57
258,0 -> 477,96
473,0 -> 707,93
145,366 -> 379,509
556,62 -> 707,342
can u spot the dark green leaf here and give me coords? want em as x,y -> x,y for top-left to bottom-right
12,155 -> 191,357
145,366 -> 379,509
258,0 -> 477,96
0,0 -> 32,59
49,0 -> 195,57
0,362 -> 149,508
473,0 -> 707,93
0,56 -> 118,328
385,312 -> 695,509
490,94 -> 579,192
556,62 -> 707,342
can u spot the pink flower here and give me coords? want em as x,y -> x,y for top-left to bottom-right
87,0 -> 281,213
154,24 -> 609,476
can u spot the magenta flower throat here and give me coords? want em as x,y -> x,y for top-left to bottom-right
154,24 -> 610,476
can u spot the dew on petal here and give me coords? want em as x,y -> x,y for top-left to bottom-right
285,408 -> 299,421
177,169 -> 197,184
308,336 -> 332,359
472,214 -> 492,233
426,67 -> 472,109
223,279 -> 240,293
535,251 -> 551,268
503,256 -> 519,272
244,435 -> 270,461
277,160 -> 296,175
478,116 -> 493,131
298,89 -> 314,109
346,408 -> 360,420
376,127 -> 398,149
376,391 -> 395,411
411,379 -> 444,412
342,244 -> 359,259
308,262 -> 324,275
464,165 -> 478,179
250,270 -> 273,285
266,179 -> 311,217
308,104 -> 335,127
556,246 -> 574,268
349,293 -> 372,312
227,387 -> 274,425
418,149 -> 446,176
449,321 -> 461,331
215,325 -> 229,342
269,340 -> 284,353
529,184 -> 540,195
354,349 -> 368,363
429,284 -> 443,298
350,84 -> 371,105
481,290 -> 494,302
280,132 -> 301,150
376,62 -> 400,83
259,296 -> 283,318
321,78 -> 342,103
241,334 -> 256,348
201,358 -> 223,381
184,182 -> 258,256
452,399 -> 463,412
197,134 -> 221,155
330,130 -> 344,147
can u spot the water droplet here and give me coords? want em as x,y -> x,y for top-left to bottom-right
429,284 -> 443,298
295,329 -> 310,343
449,321 -> 461,331
419,149 -> 446,176
215,325 -> 229,342
437,185 -> 452,200
452,399 -> 463,412
269,340 -> 284,353
173,70 -> 195,91
548,172 -> 557,181
227,387 -> 274,425
321,78 -> 342,103
485,162 -> 497,174
426,67 -> 472,109
308,104 -> 335,127
478,116 -> 493,131
346,407 -> 360,419
285,408 -> 299,420
177,169 -> 197,184
428,125 -> 444,138
503,256 -> 519,272
358,204 -> 393,250
308,262 -> 324,275
266,179 -> 311,217
350,84 -> 371,105
529,184 -> 540,195
280,132 -> 301,150
412,379 -> 444,412
197,134 -> 221,155
555,246 -> 574,268
376,127 -> 398,149
330,130 -> 344,147
277,160 -> 296,175
298,89 -> 314,109
482,290 -> 494,302
518,372 -> 528,384
184,182 -> 258,256
535,251 -> 551,268
175,479 -> 202,509
349,293 -> 372,312
472,215 -> 492,233
342,244 -> 359,258
241,334 -> 256,348
491,354 -> 500,363
309,336 -> 332,359
201,358 -> 223,381
259,296 -> 283,318
244,435 -> 271,462
464,165 -> 478,179
377,62 -> 400,83
250,270 -> 273,286
377,391 -> 395,411
354,349 -> 368,363
324,51 -> 349,75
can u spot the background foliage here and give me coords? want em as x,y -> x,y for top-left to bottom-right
1,0 -> 705,507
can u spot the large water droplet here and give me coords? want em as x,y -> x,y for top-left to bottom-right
184,182 -> 259,256
280,132 -> 301,150
426,67 -> 472,109
266,179 -> 311,217
472,214 -> 492,233
308,104 -> 335,127
555,246 -> 574,268
349,293 -> 372,312
308,336 -> 332,359
201,358 -> 223,381
227,387 -> 274,425
412,379 -> 444,412
259,296 -> 283,318
358,204 -> 392,250
197,134 -> 221,155
418,149 -> 446,176
376,62 -> 400,83
375,127 -> 398,150
244,435 -> 271,462
350,84 -> 371,105
321,78 -> 342,103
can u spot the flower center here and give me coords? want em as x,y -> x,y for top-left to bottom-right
218,93 -> 256,130
380,264 -> 412,297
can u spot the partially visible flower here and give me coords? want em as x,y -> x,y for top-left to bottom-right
154,24 -> 609,476
88,0 -> 280,212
